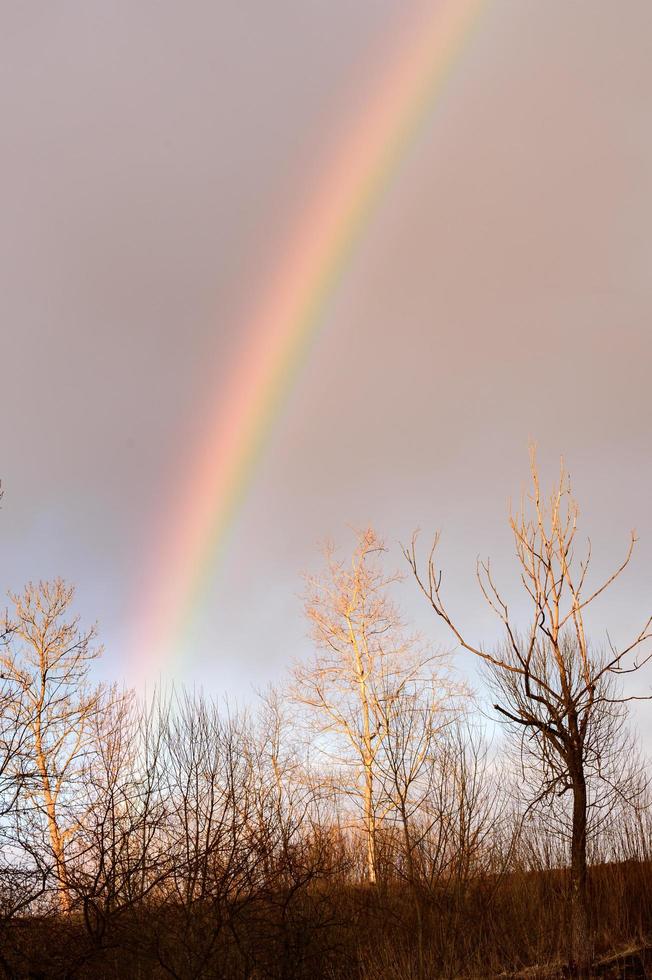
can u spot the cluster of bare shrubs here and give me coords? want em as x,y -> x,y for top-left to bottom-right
0,454 -> 650,978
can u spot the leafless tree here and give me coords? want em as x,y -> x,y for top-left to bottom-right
2,579 -> 107,913
291,528 -> 451,886
406,450 -> 652,971
64,687 -> 172,955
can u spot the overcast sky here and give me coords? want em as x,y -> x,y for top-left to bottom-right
1,1 -> 651,735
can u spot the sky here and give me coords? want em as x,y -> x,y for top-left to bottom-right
1,2 -> 651,735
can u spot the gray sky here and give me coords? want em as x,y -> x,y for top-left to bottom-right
1,2 -> 651,735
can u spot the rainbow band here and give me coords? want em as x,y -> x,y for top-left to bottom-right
133,0 -> 488,679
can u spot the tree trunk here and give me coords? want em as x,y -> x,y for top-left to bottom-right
363,763 -> 376,884
569,770 -> 590,973
35,719 -> 71,913
42,773 -> 71,913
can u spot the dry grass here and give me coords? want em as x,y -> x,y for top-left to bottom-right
1,859 -> 651,978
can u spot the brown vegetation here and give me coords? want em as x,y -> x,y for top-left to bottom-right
0,456 -> 650,978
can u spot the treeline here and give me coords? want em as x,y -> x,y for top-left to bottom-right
0,454 -> 650,979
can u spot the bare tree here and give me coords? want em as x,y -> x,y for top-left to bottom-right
291,528 -> 450,885
64,687 -> 173,955
2,579 -> 106,913
374,691 -> 481,978
406,450 -> 652,971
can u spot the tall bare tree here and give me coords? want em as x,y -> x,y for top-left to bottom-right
2,579 -> 105,912
406,450 -> 652,971
292,528 -> 450,885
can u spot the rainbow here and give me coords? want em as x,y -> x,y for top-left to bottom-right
132,0 -> 488,680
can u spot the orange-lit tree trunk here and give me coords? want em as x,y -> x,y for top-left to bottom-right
350,612 -> 378,884
34,722 -> 71,913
